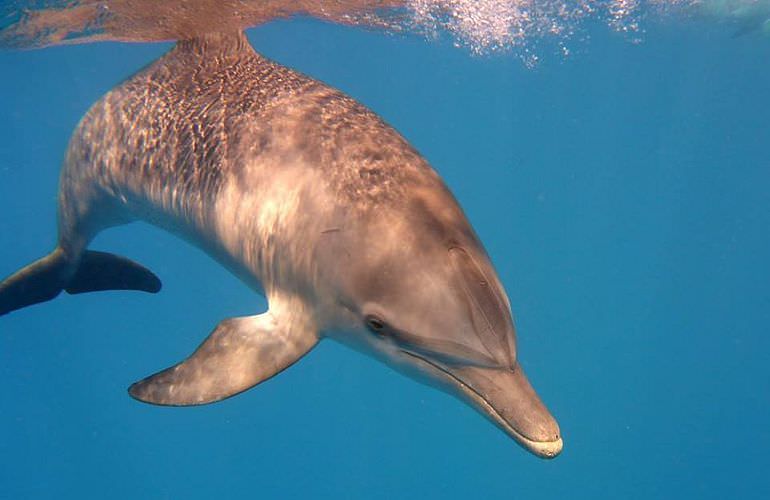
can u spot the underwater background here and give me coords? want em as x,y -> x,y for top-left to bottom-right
1,3 -> 769,498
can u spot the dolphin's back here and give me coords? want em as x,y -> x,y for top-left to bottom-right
66,30 -> 437,234
62,32 -> 314,229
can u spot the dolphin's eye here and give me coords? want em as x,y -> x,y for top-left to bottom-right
365,316 -> 387,334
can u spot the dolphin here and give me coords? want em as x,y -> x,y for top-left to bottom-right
0,31 -> 562,458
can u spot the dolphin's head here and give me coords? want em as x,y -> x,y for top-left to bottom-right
325,184 -> 562,458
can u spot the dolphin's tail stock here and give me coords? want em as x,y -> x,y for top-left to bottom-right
0,247 -> 161,316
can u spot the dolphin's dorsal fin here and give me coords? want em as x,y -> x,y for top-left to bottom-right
129,297 -> 319,406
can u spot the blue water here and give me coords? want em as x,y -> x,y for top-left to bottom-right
1,16 -> 769,499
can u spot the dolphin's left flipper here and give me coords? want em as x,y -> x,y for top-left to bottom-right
129,309 -> 318,406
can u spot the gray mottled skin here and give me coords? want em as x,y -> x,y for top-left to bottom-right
64,32 -> 446,295
10,31 -> 562,457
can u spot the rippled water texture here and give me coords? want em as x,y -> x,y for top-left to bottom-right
5,0 -> 763,61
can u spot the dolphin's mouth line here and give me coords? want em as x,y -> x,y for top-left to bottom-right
400,350 -> 561,458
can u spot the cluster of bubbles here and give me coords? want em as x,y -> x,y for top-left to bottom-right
404,0 -> 770,62
406,0 -> 645,53
0,1 -> 767,63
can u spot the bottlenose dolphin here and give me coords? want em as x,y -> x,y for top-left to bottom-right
0,31 -> 562,458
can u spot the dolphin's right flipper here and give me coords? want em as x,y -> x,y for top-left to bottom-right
129,310 -> 319,406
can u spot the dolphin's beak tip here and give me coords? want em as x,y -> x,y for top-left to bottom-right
531,436 -> 563,459
504,420 -> 563,459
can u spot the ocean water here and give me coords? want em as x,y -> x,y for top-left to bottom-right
1,8 -> 769,500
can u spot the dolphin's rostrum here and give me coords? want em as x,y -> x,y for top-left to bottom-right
0,31 -> 562,458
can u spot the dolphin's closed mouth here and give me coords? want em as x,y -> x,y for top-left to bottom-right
402,350 -> 563,459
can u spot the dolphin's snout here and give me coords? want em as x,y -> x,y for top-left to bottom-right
403,345 -> 561,457
443,362 -> 562,458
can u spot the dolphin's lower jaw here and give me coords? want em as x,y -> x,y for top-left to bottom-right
402,351 -> 563,459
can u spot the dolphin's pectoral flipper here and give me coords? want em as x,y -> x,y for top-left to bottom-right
128,310 -> 319,406
0,248 -> 162,316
